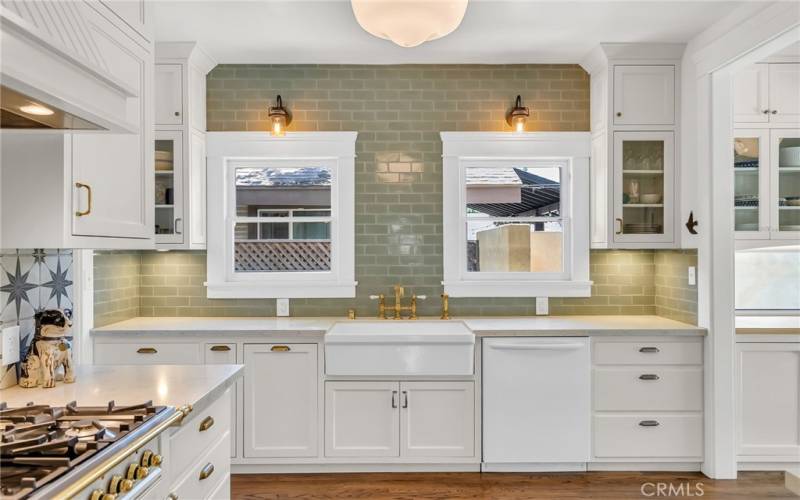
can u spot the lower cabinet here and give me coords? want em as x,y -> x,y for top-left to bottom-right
243,344 -> 318,458
737,341 -> 800,463
204,343 -> 238,458
324,381 -> 475,459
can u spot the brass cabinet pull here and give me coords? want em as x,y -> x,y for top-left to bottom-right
198,462 -> 214,481
75,182 -> 93,216
167,494 -> 178,500
639,374 -> 660,381
639,346 -> 660,353
136,347 -> 157,354
639,420 -> 660,427
198,416 -> 214,432
271,345 -> 290,352
209,345 -> 231,352
615,217 -> 623,235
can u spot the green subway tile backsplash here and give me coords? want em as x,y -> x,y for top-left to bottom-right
93,64 -> 698,325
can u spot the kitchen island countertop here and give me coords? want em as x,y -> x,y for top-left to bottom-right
91,315 -> 705,337
0,364 -> 242,414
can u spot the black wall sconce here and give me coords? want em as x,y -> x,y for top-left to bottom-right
268,95 -> 292,137
506,95 -> 530,132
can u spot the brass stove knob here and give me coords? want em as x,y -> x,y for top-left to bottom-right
136,466 -> 150,480
119,479 -> 134,493
107,475 -> 124,493
88,490 -> 104,500
125,463 -> 149,480
150,453 -> 163,467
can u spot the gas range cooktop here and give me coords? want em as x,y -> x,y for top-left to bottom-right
0,401 -> 166,500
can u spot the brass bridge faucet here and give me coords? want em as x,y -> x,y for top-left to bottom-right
370,285 -> 426,319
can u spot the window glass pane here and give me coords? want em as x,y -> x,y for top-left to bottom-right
236,166 -> 331,216
735,250 -> 800,310
234,222 -> 331,272
465,166 -> 560,218
467,221 -> 563,273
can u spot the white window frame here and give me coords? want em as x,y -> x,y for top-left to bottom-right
206,132 -> 357,298
441,132 -> 592,297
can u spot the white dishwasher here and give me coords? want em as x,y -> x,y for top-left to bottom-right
482,337 -> 590,471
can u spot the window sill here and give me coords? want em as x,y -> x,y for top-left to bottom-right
442,280 -> 592,298
206,281 -> 358,299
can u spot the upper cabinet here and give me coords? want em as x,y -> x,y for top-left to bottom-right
613,65 -> 675,126
0,1 -> 155,249
154,43 -> 216,249
155,64 -> 184,126
584,44 -> 684,249
734,63 -> 800,126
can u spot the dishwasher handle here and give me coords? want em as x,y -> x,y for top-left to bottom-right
488,342 -> 586,351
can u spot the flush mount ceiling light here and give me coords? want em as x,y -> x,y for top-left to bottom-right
351,0 -> 468,48
268,95 -> 292,137
506,95 -> 530,132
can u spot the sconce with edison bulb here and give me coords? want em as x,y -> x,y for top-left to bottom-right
506,95 -> 530,132
268,95 -> 292,137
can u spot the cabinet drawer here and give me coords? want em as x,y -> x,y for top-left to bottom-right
170,430 -> 230,500
594,368 -> 702,411
204,343 -> 236,364
94,342 -> 202,365
593,341 -> 701,365
594,415 -> 702,459
171,389 -> 232,478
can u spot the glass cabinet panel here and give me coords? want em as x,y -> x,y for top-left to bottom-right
777,136 -> 800,233
614,131 -> 674,244
733,135 -> 763,232
154,131 -> 183,244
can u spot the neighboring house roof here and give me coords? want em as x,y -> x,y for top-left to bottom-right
236,167 -> 331,187
468,167 -> 560,217
466,167 -> 522,186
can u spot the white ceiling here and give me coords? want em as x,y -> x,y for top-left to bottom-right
154,0 -> 750,65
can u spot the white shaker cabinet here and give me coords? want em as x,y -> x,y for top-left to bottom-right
769,64 -> 800,125
154,130 -> 185,244
155,63 -> 184,126
734,64 -> 770,124
400,381 -> 474,458
325,381 -> 399,458
737,342 -> 800,463
613,65 -> 675,126
243,344 -> 318,458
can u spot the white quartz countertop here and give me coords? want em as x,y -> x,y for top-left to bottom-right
736,315 -> 800,335
0,364 -> 243,412
91,315 -> 705,336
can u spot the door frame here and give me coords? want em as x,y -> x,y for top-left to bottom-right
686,4 -> 799,479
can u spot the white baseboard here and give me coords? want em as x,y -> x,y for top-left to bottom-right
738,461 -> 800,471
588,462 -> 702,472
232,463 -> 482,474
481,462 -> 587,473
786,468 -> 800,496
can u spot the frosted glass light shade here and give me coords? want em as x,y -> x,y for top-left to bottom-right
351,0 -> 468,48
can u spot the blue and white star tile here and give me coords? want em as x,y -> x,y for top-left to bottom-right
41,250 -> 74,311
0,251 -> 41,323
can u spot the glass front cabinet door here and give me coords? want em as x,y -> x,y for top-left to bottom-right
154,130 -> 184,245
733,130 -> 770,239
613,131 -> 675,244
772,129 -> 800,240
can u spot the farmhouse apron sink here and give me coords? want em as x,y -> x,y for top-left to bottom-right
324,320 -> 475,376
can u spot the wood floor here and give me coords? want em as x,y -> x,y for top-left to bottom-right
232,471 -> 795,499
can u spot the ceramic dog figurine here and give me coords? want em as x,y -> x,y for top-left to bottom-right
19,309 -> 75,389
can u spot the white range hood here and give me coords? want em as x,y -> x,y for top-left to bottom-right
0,1 -> 139,132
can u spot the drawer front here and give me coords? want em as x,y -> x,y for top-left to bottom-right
94,342 -> 202,365
594,415 -> 703,458
171,389 -> 232,477
594,368 -> 703,411
170,430 -> 230,500
593,341 -> 702,365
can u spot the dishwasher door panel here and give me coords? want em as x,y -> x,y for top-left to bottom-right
482,337 -> 591,464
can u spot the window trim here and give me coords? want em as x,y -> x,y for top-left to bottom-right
441,132 -> 592,298
206,132 -> 357,298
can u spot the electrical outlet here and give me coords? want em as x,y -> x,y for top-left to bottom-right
536,297 -> 549,315
688,266 -> 697,286
1,326 -> 20,367
276,298 -> 290,317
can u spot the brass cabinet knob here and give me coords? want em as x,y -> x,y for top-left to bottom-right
616,111 -> 622,117
199,416 -> 215,432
